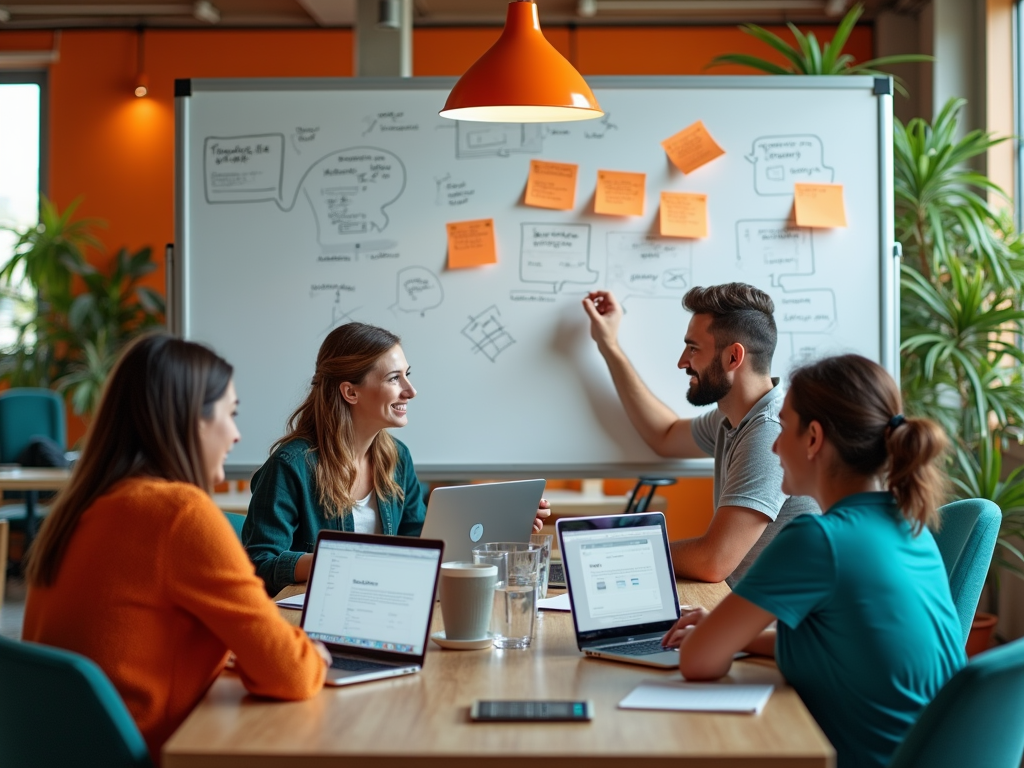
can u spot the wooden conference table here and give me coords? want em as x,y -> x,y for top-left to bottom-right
164,580 -> 835,768
0,467 -> 71,543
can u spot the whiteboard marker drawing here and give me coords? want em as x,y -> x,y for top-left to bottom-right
606,232 -> 693,303
391,266 -> 444,317
456,123 -> 544,159
512,223 -> 597,299
746,135 -> 834,195
583,113 -> 618,140
462,306 -> 515,362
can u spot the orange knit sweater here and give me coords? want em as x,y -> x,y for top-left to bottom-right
23,477 -> 324,762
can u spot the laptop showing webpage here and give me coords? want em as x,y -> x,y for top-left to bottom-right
299,531 -> 444,686
557,513 -> 682,669
421,479 -> 545,563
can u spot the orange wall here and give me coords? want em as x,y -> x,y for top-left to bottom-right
1,23 -> 871,537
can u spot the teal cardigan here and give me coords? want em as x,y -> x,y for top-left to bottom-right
242,437 -> 426,596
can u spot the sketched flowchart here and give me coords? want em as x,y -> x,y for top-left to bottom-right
309,284 -> 360,334
391,267 -> 444,318
735,219 -> 837,360
455,123 -> 544,159
746,135 -> 834,195
203,136 -> 406,253
462,306 -> 515,362
510,223 -> 598,300
607,233 -> 693,303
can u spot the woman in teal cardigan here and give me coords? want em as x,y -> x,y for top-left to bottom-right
244,322 -> 548,596
661,355 -> 965,768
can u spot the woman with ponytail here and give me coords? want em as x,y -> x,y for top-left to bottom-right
244,322 -> 549,596
660,354 -> 965,768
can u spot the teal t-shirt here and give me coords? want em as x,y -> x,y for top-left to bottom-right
733,492 -> 965,768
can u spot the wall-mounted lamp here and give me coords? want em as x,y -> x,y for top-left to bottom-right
134,27 -> 148,97
439,0 -> 602,123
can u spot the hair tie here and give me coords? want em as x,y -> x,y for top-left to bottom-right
888,414 -> 906,430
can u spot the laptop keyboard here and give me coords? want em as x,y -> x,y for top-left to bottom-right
597,639 -> 673,657
331,656 -> 393,672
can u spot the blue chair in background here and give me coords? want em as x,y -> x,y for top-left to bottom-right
0,387 -> 66,464
887,637 -> 1024,768
0,635 -> 152,768
933,499 -> 1001,644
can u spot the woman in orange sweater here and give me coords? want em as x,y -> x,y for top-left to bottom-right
22,334 -> 329,763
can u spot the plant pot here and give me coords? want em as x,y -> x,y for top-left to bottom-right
965,612 -> 998,657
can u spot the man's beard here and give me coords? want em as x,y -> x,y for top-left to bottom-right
685,356 -> 732,406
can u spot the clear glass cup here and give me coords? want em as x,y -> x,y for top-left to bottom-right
472,542 -> 541,649
530,533 -> 553,600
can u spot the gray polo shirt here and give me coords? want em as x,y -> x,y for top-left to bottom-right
690,379 -> 820,586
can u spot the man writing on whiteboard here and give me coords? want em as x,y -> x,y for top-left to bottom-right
582,282 -> 819,586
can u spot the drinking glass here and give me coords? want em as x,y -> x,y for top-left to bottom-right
472,542 -> 541,649
530,533 -> 553,600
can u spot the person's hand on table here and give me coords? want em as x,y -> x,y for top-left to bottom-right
660,605 -> 710,649
533,498 -> 551,532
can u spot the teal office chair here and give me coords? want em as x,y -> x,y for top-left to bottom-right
933,499 -> 1001,644
887,637 -> 1024,768
223,511 -> 246,540
623,477 -> 677,515
0,636 -> 152,768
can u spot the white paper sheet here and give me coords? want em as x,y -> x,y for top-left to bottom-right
619,680 -> 773,715
276,592 -> 306,609
537,593 -> 571,611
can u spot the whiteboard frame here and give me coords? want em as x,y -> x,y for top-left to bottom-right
173,76 -> 896,480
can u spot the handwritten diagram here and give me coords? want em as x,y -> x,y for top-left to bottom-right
735,219 -> 837,361
607,233 -> 693,302
392,267 -> 444,317
203,136 -> 407,252
510,223 -> 597,300
309,283 -> 360,333
462,306 -> 515,362
746,135 -> 834,195
456,123 -> 544,159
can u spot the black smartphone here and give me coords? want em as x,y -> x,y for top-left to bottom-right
470,700 -> 594,722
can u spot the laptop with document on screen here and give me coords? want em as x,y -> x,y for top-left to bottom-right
556,512 -> 682,669
299,531 -> 444,686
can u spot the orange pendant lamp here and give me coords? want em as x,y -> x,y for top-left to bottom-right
440,1 -> 603,123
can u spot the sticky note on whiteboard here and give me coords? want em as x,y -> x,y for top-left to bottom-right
525,160 -> 578,210
661,121 -> 726,174
793,183 -> 847,228
595,170 -> 646,216
446,219 -> 497,269
660,192 -> 708,238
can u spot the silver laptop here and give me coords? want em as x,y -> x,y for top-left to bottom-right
421,479 -> 545,563
557,512 -> 682,669
300,531 -> 444,686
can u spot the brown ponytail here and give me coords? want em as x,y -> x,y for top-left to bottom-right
274,322 -> 403,519
787,354 -> 949,533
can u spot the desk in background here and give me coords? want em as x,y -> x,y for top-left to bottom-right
163,580 -> 834,767
0,467 -> 71,547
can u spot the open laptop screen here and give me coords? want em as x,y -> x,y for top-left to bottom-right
303,539 -> 441,656
561,523 -> 678,633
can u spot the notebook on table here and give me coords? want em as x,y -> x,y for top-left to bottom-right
300,530 -> 444,686
420,479 -> 545,563
557,512 -> 682,669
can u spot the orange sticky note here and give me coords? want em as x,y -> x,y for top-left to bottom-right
661,120 -> 726,174
793,183 -> 847,228
446,218 -> 497,269
660,192 -> 708,238
595,170 -> 645,216
525,160 -> 578,210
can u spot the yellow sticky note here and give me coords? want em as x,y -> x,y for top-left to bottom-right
793,183 -> 847,228
660,192 -> 708,238
525,160 -> 578,210
595,170 -> 646,216
446,219 -> 497,269
661,121 -> 726,175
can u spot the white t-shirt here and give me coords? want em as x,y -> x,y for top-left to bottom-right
351,490 -> 382,534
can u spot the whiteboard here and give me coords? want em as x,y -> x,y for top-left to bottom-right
173,76 -> 896,478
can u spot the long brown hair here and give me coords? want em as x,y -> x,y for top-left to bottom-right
787,354 -> 949,532
274,322 -> 403,519
27,333 -> 233,586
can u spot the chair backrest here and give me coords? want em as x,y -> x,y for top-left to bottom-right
887,637 -> 1024,768
934,499 -> 1001,643
0,636 -> 152,768
223,510 -> 246,540
0,388 -> 66,464
623,477 -> 676,516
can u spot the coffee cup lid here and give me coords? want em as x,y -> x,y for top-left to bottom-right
441,562 -> 498,578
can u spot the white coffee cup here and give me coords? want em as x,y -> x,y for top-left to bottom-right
438,562 -> 497,641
